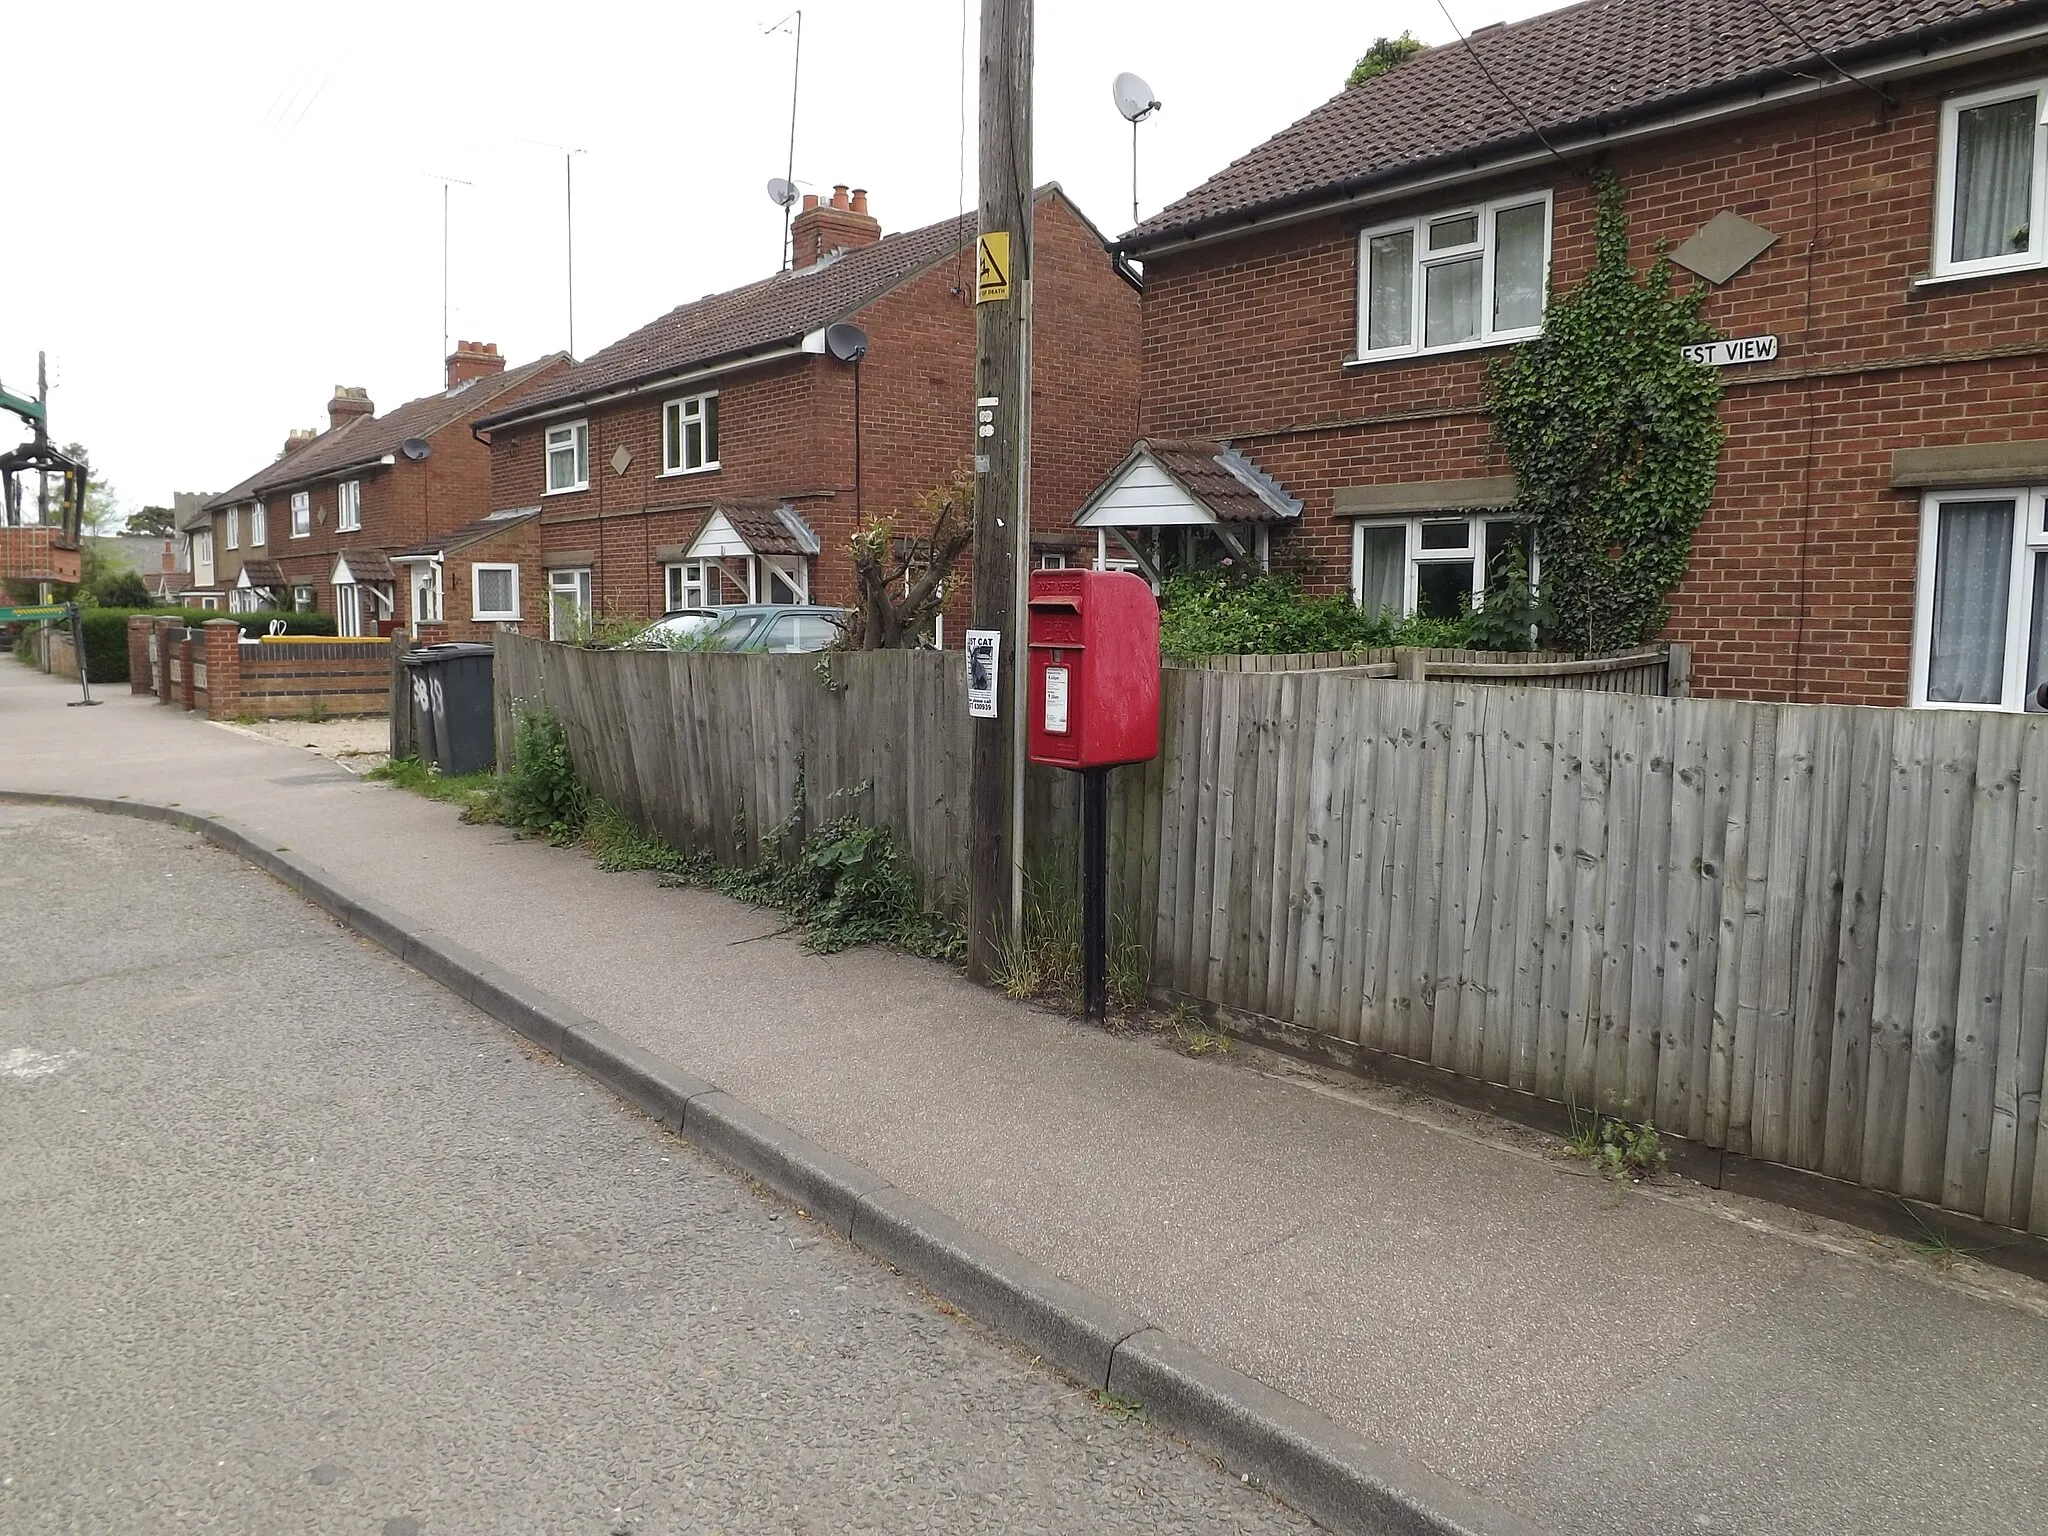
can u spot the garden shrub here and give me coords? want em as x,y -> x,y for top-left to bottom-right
1158,569 -> 1472,656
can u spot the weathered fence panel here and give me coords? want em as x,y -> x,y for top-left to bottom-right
495,631 -> 2048,1235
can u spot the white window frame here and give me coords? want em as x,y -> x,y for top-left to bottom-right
292,585 -> 315,613
548,566 -> 593,640
1932,77 -> 2048,280
1036,551 -> 1068,570
337,479 -> 361,532
545,420 -> 589,494
472,562 -> 521,622
1355,190 -> 1553,362
661,391 -> 721,476
225,505 -> 240,550
193,530 -> 214,588
1909,486 -> 2048,711
1348,513 -> 1537,620
290,491 -> 311,538
334,582 -> 363,638
250,501 -> 266,546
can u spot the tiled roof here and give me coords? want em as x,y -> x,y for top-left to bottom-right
248,355 -> 566,495
695,500 -> 823,558
391,507 -> 538,560
1124,0 -> 2034,249
238,560 -> 286,587
1081,440 -> 1302,525
478,204 -> 1013,426
201,433 -> 334,519
333,548 -> 395,585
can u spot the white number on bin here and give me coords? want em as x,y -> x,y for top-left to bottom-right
1044,666 -> 1069,734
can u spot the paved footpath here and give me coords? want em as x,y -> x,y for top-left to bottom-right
2,803 -> 1309,1535
8,661 -> 2048,1534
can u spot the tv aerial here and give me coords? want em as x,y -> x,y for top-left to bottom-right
1112,72 -> 1163,227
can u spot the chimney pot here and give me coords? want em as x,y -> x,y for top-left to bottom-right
789,183 -> 883,269
327,386 -> 375,431
446,338 -> 508,388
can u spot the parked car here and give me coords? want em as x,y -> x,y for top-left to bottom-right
700,605 -> 849,654
626,608 -> 719,648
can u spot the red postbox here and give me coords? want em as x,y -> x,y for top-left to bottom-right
1026,567 -> 1160,769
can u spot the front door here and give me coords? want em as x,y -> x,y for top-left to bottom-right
335,582 -> 362,638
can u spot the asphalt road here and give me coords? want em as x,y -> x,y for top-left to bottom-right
0,804 -> 1311,1536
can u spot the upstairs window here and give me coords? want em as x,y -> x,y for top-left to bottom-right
337,479 -> 361,532
250,501 -> 266,545
1936,79 -> 2048,277
1359,193 -> 1550,359
546,421 -> 589,493
225,505 -> 240,550
663,392 -> 720,474
291,491 -> 311,538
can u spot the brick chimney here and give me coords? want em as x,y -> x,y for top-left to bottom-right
328,386 -> 374,431
791,184 -> 881,270
446,340 -> 505,387
161,538 -> 176,574
281,427 -> 319,459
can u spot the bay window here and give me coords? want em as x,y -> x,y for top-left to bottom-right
1351,514 -> 1534,623
1935,78 -> 2048,278
545,421 -> 589,493
1912,488 -> 2048,710
1359,193 -> 1550,359
662,392 -> 720,474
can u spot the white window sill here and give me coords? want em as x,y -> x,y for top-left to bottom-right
544,483 -> 590,496
1912,258 -> 2048,291
1342,331 -> 1538,369
290,532 -> 310,540
473,612 -> 519,623
658,463 -> 722,479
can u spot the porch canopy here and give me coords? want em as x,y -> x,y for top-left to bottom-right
232,560 -> 285,612
663,500 -> 821,607
330,549 -> 396,634
1072,438 -> 1301,585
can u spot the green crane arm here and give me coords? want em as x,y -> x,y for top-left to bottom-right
0,386 -> 45,426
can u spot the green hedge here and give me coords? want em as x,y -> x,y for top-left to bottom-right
16,607 -> 337,685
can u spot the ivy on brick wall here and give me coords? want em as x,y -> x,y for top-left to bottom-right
1485,169 -> 1725,653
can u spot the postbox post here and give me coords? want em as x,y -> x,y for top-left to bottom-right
1081,765 -> 1110,1020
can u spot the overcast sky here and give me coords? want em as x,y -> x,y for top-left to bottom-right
10,0 -> 1569,517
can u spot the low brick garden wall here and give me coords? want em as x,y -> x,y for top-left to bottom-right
128,616 -> 390,719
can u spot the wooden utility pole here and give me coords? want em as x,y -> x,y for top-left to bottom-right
966,0 -> 1033,982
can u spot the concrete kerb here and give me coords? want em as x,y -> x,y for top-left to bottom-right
0,789 -> 1549,1536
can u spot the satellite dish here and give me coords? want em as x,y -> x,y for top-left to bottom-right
1113,72 -> 1161,123
824,323 -> 869,363
767,177 -> 799,208
400,437 -> 431,462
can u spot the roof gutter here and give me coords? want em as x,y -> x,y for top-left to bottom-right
1120,4 -> 2048,261
473,338 -> 816,433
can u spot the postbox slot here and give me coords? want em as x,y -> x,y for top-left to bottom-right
1027,598 -> 1081,613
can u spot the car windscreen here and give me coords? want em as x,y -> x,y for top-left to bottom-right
707,611 -> 762,649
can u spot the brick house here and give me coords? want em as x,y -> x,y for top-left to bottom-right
198,344 -> 567,633
470,185 -> 1140,640
1109,0 -> 2048,709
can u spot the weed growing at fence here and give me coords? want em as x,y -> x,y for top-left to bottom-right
1898,1201 -> 1983,1271
303,697 -> 330,724
499,709 -> 588,844
583,799 -> 689,874
1164,999 -> 1232,1057
992,852 -> 1154,1012
367,756 -> 503,820
1561,1100 -> 1669,1184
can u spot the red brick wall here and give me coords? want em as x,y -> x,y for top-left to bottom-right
489,191 -> 1141,635
1136,50 -> 2048,703
411,518 -> 541,643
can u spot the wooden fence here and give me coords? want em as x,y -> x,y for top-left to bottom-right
494,632 -> 2048,1235
495,635 -> 976,909
1169,643 -> 1685,696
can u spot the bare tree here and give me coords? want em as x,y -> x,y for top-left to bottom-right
845,467 -> 976,649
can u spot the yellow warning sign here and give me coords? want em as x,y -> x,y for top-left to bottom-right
976,231 -> 1011,304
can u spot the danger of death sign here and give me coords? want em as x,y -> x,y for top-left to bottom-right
976,232 -> 1011,304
